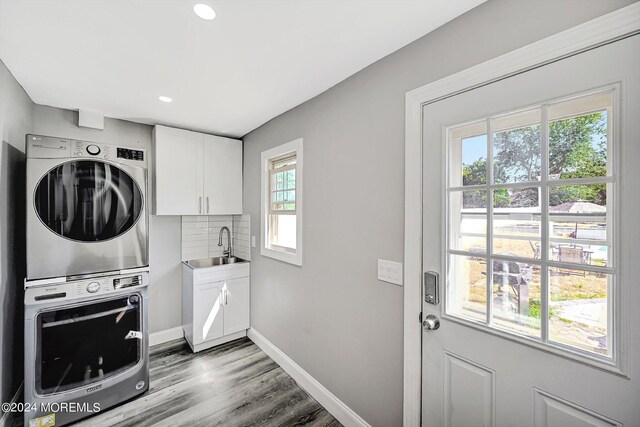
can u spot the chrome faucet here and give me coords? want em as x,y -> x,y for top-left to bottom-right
218,226 -> 232,257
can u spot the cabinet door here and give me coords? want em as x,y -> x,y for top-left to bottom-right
193,282 -> 224,344
203,135 -> 243,214
222,277 -> 250,335
154,126 -> 204,215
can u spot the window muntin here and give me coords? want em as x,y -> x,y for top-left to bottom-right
446,90 -> 614,360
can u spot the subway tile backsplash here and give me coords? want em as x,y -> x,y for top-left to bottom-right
232,214 -> 251,261
181,215 -> 250,262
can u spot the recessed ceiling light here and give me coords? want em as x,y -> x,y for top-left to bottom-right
158,96 -> 173,103
193,4 -> 216,20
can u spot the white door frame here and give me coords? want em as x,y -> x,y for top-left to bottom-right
402,4 -> 640,425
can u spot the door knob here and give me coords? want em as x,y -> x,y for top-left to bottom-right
422,314 -> 440,330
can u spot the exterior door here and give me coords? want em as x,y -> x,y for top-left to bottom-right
421,36 -> 640,425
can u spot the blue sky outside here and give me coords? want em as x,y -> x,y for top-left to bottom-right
462,134 -> 487,166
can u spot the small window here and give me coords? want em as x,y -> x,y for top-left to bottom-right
261,139 -> 303,265
446,90 -> 615,361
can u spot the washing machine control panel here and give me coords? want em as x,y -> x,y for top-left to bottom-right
86,282 -> 101,293
25,271 -> 149,305
113,275 -> 141,289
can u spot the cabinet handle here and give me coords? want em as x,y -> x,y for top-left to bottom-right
225,288 -> 228,305
198,197 -> 202,214
206,196 -> 210,214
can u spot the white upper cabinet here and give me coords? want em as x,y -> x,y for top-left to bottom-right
153,126 -> 203,215
203,134 -> 243,215
153,125 -> 243,215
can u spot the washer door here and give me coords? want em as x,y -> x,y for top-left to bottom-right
35,294 -> 143,395
34,160 -> 143,242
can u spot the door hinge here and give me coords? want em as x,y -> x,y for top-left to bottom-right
418,312 -> 423,323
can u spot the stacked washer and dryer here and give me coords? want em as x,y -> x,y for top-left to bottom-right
24,135 -> 150,426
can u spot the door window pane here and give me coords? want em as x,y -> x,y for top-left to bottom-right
548,92 -> 611,180
449,190 -> 486,253
549,184 -> 608,266
492,259 -> 541,338
493,187 -> 541,259
493,109 -> 541,184
447,255 -> 487,322
549,268 -> 610,356
449,121 -> 487,187
34,160 -> 143,242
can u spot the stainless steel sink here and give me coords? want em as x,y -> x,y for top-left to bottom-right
185,256 -> 247,268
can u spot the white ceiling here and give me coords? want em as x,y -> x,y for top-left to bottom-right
0,0 -> 484,138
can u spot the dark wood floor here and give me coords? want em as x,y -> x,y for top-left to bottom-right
15,337 -> 341,427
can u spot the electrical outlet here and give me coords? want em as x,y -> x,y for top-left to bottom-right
251,235 -> 256,248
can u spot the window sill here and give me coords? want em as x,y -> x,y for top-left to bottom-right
261,246 -> 302,266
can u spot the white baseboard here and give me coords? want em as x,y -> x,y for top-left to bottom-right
186,330 -> 246,353
0,382 -> 23,427
149,326 -> 184,347
247,328 -> 370,427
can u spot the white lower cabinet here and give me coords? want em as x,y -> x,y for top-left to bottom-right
222,277 -> 250,336
194,282 -> 225,343
182,262 -> 250,352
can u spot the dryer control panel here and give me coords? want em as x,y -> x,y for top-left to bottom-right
26,135 -> 147,168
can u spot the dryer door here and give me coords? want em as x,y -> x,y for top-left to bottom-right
34,160 -> 143,242
27,159 -> 148,280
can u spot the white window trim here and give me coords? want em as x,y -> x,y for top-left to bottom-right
261,138 -> 303,266
402,4 -> 640,426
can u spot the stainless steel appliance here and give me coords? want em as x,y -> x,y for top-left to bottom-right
26,135 -> 148,281
24,271 -> 149,427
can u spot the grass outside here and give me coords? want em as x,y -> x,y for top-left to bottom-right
457,233 -> 607,303
452,235 -> 608,354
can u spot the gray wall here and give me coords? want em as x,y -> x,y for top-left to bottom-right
241,1 -> 635,425
31,105 -> 183,335
0,59 -> 33,413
